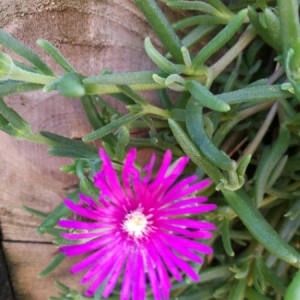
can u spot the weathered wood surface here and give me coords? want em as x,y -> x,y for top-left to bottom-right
2,242 -> 85,299
0,1 -> 187,299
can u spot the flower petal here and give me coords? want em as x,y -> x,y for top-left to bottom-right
98,148 -> 124,195
60,234 -> 119,256
151,149 -> 172,184
142,152 -> 156,183
132,250 -> 146,300
102,249 -> 128,297
82,245 -> 122,284
58,220 -> 107,230
163,203 -> 217,216
164,178 -> 211,203
146,242 -> 171,299
63,199 -> 102,221
151,238 -> 182,281
70,244 -> 116,274
158,196 -> 208,210
144,251 -> 162,300
158,231 -> 203,263
121,250 -> 135,300
161,223 -> 213,239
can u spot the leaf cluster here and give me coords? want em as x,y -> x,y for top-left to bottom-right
1,0 -> 300,299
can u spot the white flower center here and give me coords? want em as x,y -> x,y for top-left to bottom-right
122,210 -> 149,239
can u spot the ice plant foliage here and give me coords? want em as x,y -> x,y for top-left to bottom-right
1,0 -> 300,298
58,149 -> 216,299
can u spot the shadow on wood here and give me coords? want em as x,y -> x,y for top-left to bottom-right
0,238 -> 15,300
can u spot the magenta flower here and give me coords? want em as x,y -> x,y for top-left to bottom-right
59,149 -> 216,299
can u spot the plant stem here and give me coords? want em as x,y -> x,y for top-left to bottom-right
239,102 -> 278,162
145,105 -> 171,119
213,101 -> 273,147
26,133 -> 59,146
134,0 -> 184,63
209,26 -> 257,83
277,0 -> 300,59
11,66 -> 56,85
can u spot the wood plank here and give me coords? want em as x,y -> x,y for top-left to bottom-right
3,242 -> 85,300
0,130 -> 82,243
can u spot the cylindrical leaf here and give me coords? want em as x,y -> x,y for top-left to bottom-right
186,81 -> 230,112
144,37 -> 184,74
192,9 -> 247,69
0,80 -> 42,97
222,188 -> 300,268
134,0 -> 184,63
38,253 -> 66,278
83,112 -> 144,142
0,29 -> 54,76
37,39 -> 75,72
227,277 -> 247,300
37,203 -> 71,235
221,218 -> 235,256
254,125 -> 290,206
285,269 -> 300,300
216,85 -> 292,105
186,97 -> 235,171
168,118 -> 223,183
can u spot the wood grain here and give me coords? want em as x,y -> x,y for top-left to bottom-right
2,242 -> 86,300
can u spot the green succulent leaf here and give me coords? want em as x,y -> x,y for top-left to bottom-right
0,29 -> 54,76
186,97 -> 235,171
38,253 -> 66,278
134,0 -> 184,63
285,269 -> 300,300
83,112 -> 144,142
37,39 -> 75,72
222,188 -> 300,269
